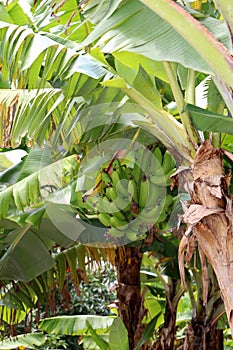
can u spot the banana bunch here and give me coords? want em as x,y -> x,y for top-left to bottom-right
72,146 -> 176,243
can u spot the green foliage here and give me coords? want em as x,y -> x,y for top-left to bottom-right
0,332 -> 46,349
1,0 -> 233,348
108,318 -> 129,350
39,315 -> 115,336
184,103 -> 233,134
134,312 -> 162,350
83,0 -> 229,74
54,266 -> 117,317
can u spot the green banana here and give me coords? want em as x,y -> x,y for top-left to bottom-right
116,179 -> 129,197
139,205 -> 162,224
108,227 -> 125,238
164,194 -> 174,208
112,209 -> 127,222
105,186 -> 118,201
138,178 -> 149,208
127,179 -> 138,203
110,215 -> 128,229
126,222 -> 146,241
156,210 -> 167,223
101,170 -> 112,185
162,150 -> 176,174
153,147 -> 163,165
111,158 -> 125,178
114,195 -> 131,212
149,174 -> 166,186
131,164 -> 141,182
98,212 -> 112,227
144,182 -> 166,210
106,186 -> 132,213
149,168 -> 175,186
148,149 -> 161,175
141,147 -> 153,174
135,148 -> 145,167
128,219 -> 141,233
111,168 -> 121,187
95,196 -> 111,212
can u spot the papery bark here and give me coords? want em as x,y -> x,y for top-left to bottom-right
184,140 -> 233,334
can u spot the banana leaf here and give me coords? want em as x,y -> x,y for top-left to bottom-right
184,103 -> 233,134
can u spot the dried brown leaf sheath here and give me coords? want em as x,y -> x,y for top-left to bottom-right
179,140 -> 233,334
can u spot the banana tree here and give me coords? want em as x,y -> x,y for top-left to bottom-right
79,0 -> 233,338
1,0 -> 233,348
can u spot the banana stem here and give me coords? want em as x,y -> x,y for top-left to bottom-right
186,279 -> 197,319
123,86 -> 195,164
185,69 -> 196,105
163,62 -> 199,145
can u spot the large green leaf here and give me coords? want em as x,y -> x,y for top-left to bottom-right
45,204 -> 84,246
0,146 -> 52,185
86,321 -> 110,350
140,0 -> 233,117
39,315 -> 115,335
83,0 -> 230,74
0,20 -> 107,88
109,317 -> 129,350
184,103 -> 233,134
114,51 -> 169,82
0,332 -> 46,349
135,312 -> 162,350
0,89 -> 63,147
0,224 -> 55,281
0,87 -> 129,149
0,154 -> 79,220
0,0 -> 31,26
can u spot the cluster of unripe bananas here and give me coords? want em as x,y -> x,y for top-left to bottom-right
73,146 -> 176,243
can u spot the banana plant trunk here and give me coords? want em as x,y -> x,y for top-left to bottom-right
154,278 -> 183,350
183,140 -> 233,335
183,323 -> 223,350
183,264 -> 224,350
115,245 -> 146,350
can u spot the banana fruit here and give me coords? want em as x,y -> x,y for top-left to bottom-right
73,146 -> 176,242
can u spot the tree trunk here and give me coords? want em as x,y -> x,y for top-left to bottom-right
153,279 -> 183,350
183,324 -> 223,350
115,245 -> 146,349
183,140 -> 233,334
183,264 -> 225,350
